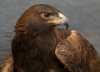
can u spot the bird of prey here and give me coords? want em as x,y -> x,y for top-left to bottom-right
0,4 -> 97,72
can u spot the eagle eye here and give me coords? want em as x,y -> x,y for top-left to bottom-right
40,12 -> 54,19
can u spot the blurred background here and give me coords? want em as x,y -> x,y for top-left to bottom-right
0,0 -> 100,64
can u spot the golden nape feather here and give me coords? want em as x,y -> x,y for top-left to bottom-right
0,55 -> 13,72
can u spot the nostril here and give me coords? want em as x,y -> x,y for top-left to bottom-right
59,17 -> 63,19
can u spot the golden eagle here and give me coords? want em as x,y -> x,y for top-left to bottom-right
0,4 -> 97,72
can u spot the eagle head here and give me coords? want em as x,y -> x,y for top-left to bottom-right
15,4 -> 69,33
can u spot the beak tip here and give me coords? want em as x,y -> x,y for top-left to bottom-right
58,12 -> 69,23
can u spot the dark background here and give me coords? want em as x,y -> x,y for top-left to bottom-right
0,0 -> 100,63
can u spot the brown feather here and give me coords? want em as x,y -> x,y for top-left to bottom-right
55,30 -> 97,72
0,55 -> 13,72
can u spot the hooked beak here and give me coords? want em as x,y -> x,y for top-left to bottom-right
48,12 -> 69,29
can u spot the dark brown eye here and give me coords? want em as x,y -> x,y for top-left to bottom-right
44,13 -> 51,17
40,12 -> 54,19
